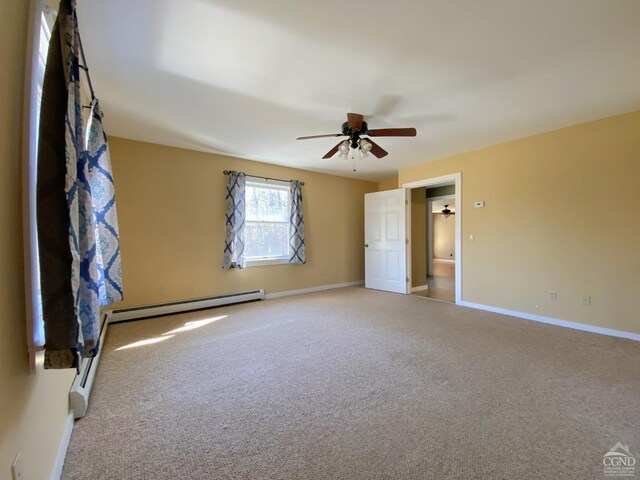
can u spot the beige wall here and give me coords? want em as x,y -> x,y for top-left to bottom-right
399,111 -> 640,334
410,188 -> 427,287
433,259 -> 455,277
0,2 -> 76,479
108,137 -> 378,307
377,175 -> 398,192
433,214 -> 455,261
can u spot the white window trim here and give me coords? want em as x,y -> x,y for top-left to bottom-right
244,177 -> 291,268
245,176 -> 289,188
246,257 -> 290,267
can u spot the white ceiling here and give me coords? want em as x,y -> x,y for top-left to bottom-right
76,0 -> 640,181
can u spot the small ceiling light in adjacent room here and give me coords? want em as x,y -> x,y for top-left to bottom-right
441,205 -> 453,218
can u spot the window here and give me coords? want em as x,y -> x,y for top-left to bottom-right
244,178 -> 291,266
24,4 -> 57,363
36,10 -> 52,124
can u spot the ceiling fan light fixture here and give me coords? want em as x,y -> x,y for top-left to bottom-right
441,205 -> 453,218
338,140 -> 350,160
357,139 -> 370,159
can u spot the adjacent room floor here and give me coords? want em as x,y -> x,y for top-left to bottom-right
62,287 -> 640,479
412,275 -> 455,303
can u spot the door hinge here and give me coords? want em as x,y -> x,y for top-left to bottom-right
405,200 -> 408,206
406,277 -> 410,282
405,238 -> 409,244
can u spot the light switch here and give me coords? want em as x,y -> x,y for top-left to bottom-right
474,201 -> 485,208
469,234 -> 475,240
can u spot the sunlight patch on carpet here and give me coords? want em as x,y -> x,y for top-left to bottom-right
162,315 -> 228,335
115,335 -> 175,351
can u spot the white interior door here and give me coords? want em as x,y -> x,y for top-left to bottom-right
364,189 -> 409,294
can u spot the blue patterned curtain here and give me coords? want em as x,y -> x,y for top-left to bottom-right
83,98 -> 123,306
223,171 -> 246,269
37,0 -> 123,369
289,180 -> 306,264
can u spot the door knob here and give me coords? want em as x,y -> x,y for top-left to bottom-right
364,244 -> 369,248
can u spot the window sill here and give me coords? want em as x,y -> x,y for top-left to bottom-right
246,257 -> 290,267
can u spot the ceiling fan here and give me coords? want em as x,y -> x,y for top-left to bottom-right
441,205 -> 454,218
296,113 -> 417,159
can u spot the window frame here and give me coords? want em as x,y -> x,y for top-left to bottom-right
244,177 -> 291,268
23,1 -> 70,370
23,0 -> 56,371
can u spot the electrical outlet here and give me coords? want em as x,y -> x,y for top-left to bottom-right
582,295 -> 591,306
11,453 -> 23,480
549,291 -> 557,301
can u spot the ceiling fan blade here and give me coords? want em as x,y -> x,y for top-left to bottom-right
366,139 -> 388,158
296,133 -> 343,140
322,141 -> 342,159
366,128 -> 417,137
347,113 -> 364,130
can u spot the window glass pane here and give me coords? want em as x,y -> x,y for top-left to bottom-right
245,222 -> 289,258
246,185 -> 289,222
30,9 -> 52,346
39,19 -> 50,55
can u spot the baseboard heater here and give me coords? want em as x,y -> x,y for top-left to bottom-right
69,289 -> 265,418
70,312 -> 109,419
107,289 -> 266,323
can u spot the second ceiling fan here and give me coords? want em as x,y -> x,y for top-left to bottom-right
297,113 -> 417,159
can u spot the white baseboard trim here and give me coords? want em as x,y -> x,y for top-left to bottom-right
411,285 -> 428,293
265,281 -> 363,299
458,300 -> 640,342
50,412 -> 74,480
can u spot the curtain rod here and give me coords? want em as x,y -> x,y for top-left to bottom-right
223,170 -> 305,186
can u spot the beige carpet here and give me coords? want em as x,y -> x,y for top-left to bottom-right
62,287 -> 640,479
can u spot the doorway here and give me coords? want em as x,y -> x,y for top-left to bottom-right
403,173 -> 462,304
408,187 -> 456,302
424,192 -> 456,302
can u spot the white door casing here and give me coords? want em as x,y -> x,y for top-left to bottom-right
364,189 -> 408,294
402,172 -> 462,304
